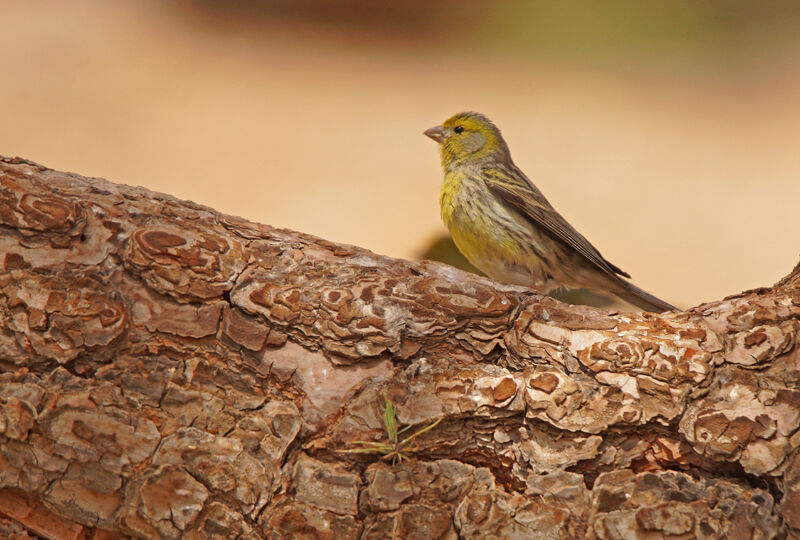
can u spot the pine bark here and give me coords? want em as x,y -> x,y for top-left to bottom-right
1,155 -> 799,539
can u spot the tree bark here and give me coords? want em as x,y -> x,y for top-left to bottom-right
0,155 -> 799,539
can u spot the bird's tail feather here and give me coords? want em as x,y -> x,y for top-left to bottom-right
616,281 -> 676,313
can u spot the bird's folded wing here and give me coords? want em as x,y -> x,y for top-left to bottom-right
482,167 -> 631,279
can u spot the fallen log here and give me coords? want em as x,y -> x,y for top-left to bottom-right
0,156 -> 798,539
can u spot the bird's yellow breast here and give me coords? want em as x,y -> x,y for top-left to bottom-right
438,170 -> 463,226
439,169 -> 553,288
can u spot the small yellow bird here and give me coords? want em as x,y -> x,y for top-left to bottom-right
424,111 -> 675,312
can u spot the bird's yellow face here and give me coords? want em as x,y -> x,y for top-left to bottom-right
424,112 -> 509,169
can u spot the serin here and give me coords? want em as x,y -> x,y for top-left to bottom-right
425,111 -> 675,312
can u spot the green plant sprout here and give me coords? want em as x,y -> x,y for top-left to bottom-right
342,394 -> 442,464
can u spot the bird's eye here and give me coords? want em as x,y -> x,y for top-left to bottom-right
454,126 -> 464,134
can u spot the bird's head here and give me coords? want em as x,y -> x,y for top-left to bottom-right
424,112 -> 510,170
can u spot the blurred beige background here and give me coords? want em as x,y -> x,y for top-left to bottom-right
2,0 -> 800,308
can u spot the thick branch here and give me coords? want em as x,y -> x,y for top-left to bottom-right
0,155 -> 798,539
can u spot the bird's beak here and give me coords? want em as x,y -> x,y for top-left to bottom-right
423,125 -> 444,143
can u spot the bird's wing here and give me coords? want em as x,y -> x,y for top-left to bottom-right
482,166 -> 631,279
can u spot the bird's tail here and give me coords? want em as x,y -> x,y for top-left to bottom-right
616,281 -> 677,313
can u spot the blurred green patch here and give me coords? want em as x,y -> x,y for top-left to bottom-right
420,233 -> 614,309
478,1 -> 800,60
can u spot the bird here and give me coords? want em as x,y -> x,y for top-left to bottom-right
424,111 -> 675,312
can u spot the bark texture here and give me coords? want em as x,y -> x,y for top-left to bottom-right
1,155 -> 799,539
